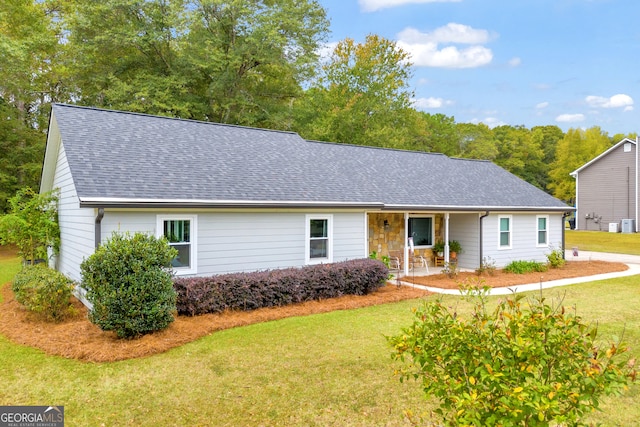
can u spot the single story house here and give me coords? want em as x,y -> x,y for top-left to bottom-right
570,137 -> 638,232
41,104 -> 573,281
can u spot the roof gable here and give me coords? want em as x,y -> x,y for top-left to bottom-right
571,138 -> 637,176
47,104 -> 570,211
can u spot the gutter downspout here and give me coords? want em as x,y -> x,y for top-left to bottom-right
562,211 -> 571,260
95,208 -> 104,249
479,211 -> 490,266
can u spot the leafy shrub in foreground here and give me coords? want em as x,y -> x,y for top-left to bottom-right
504,259 -> 548,274
546,245 -> 566,268
12,264 -> 75,321
174,258 -> 388,316
389,282 -> 637,426
81,232 -> 178,339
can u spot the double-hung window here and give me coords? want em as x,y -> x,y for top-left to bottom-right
306,215 -> 332,264
157,215 -> 197,275
499,215 -> 511,249
408,216 -> 434,247
537,215 -> 548,246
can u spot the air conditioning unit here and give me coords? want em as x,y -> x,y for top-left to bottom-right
621,219 -> 635,233
609,223 -> 619,233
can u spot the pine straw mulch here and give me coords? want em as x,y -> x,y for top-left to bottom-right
401,260 -> 629,289
0,260 -> 628,363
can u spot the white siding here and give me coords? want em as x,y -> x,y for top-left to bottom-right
98,210 -> 368,276
53,142 -> 95,282
482,213 -> 564,268
449,213 -> 480,269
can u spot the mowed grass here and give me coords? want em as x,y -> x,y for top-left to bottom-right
1,236 -> 639,426
566,229 -> 640,255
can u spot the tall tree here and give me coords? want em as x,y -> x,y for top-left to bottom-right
548,126 -> 612,203
63,0 -> 329,128
293,34 -> 420,148
419,112 -> 459,156
183,0 -> 328,128
493,125 -> 546,190
457,122 -> 498,161
0,0 -> 62,211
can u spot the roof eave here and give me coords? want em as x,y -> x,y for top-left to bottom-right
78,197 -> 385,210
382,204 -> 575,212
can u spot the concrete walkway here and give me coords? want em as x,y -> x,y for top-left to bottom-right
398,250 -> 640,296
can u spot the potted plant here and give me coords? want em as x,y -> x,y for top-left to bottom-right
449,240 -> 462,259
432,240 -> 445,257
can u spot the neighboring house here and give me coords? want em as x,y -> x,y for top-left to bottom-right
41,104 -> 573,282
570,138 -> 638,232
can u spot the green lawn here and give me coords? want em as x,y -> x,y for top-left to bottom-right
566,229 -> 640,255
1,238 -> 639,426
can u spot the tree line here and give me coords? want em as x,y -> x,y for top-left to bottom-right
0,0 -> 635,212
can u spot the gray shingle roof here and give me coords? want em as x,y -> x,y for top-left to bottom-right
50,103 -> 571,211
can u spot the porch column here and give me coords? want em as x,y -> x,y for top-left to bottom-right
444,212 -> 450,264
404,212 -> 410,276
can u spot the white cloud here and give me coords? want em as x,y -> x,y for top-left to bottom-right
397,24 -> 494,68
413,97 -> 454,109
508,57 -> 521,67
398,24 -> 492,45
470,117 -> 505,128
585,94 -> 634,109
358,0 -> 461,13
536,102 -> 549,109
556,113 -> 585,123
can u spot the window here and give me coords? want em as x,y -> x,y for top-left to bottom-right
537,215 -> 548,246
157,215 -> 197,274
408,216 -> 434,247
306,215 -> 332,264
499,216 -> 511,248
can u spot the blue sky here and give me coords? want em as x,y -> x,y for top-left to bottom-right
316,0 -> 640,135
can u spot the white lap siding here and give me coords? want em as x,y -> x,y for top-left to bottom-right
100,210 -> 368,276
482,213 -> 563,268
52,142 -> 95,283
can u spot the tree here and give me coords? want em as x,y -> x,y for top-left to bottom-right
419,112 -> 459,156
457,122 -> 498,161
493,125 -> 547,190
548,127 -> 612,203
0,0 -> 63,210
293,34 -> 420,148
63,0 -> 329,129
389,284 -> 636,426
0,187 -> 59,263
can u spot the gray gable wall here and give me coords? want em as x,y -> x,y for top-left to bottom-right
50,103 -> 570,210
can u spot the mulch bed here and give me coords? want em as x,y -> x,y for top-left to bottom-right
0,260 -> 629,363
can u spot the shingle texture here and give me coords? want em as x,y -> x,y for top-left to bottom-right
51,104 -> 570,210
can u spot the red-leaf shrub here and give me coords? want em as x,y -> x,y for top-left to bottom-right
173,258 -> 388,316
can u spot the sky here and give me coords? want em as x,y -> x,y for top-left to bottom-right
316,0 -> 640,135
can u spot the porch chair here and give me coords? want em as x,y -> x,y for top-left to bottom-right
388,250 -> 429,274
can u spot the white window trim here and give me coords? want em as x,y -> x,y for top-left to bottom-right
407,214 -> 435,248
157,214 -> 198,275
536,215 -> 549,247
498,215 -> 512,250
305,214 -> 333,265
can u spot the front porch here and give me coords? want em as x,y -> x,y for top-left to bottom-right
367,211 -> 477,275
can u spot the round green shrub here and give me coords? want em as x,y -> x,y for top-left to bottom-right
80,232 -> 178,339
12,264 -> 75,322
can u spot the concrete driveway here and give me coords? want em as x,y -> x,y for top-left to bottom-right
401,250 -> 640,296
